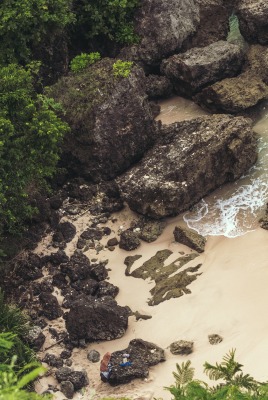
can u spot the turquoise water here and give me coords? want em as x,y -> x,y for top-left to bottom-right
183,105 -> 268,237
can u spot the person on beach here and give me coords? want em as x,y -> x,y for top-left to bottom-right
100,352 -> 112,382
119,353 -> 132,367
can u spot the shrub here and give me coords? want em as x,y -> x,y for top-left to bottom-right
70,52 -> 101,73
112,60 -> 133,78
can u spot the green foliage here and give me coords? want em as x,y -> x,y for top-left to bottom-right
70,52 -> 101,73
0,290 -> 34,368
0,0 -> 74,65
72,0 -> 140,44
0,63 -> 69,234
113,60 -> 133,78
166,350 -> 268,400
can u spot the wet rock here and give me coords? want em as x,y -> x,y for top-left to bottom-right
120,0 -> 199,66
208,334 -> 223,344
170,340 -> 194,355
236,0 -> 268,45
65,296 -> 129,342
39,293 -> 63,320
43,353 -> 64,368
55,367 -> 89,391
60,381 -> 74,399
145,75 -> 173,100
50,59 -> 157,182
87,349 -> 100,363
173,226 -> 206,253
25,326 -> 45,351
119,229 -> 141,251
195,72 -> 268,113
124,255 -> 143,276
161,41 -> 244,96
117,115 -> 257,219
108,339 -> 165,385
133,311 -> 152,321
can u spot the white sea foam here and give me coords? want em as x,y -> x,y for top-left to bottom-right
183,115 -> 268,238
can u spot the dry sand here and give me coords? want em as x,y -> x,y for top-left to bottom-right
36,97 -> 268,399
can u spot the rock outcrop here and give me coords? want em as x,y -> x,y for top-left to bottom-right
108,339 -> 165,385
236,0 -> 268,45
120,0 -> 200,67
173,226 -> 206,253
161,41 -> 245,96
65,296 -> 129,343
49,58 -> 156,182
117,115 -> 257,219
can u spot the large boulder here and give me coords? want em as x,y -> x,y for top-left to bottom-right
161,41 -> 245,96
117,115 -> 257,219
182,0 -> 229,50
49,58 -> 156,182
195,72 -> 268,113
236,0 -> 268,45
65,296 -> 129,342
173,226 -> 206,253
120,0 -> 200,67
108,339 -> 165,385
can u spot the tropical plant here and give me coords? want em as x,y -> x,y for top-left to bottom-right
0,63 -> 69,236
70,52 -> 101,73
112,60 -> 133,78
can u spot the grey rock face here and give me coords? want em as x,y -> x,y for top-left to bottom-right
56,367 -> 89,391
119,229 -> 141,251
117,115 -> 257,219
173,226 -> 206,253
65,296 -> 129,342
236,0 -> 268,45
87,349 -> 100,363
50,58 -> 156,182
161,41 -> 244,96
127,0 -> 200,66
25,326 -> 45,351
145,75 -> 173,100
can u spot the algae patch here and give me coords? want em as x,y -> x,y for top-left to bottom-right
125,249 -> 202,305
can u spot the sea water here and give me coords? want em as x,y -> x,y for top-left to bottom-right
183,106 -> 268,238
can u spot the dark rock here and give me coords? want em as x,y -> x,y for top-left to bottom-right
242,45 -> 268,84
60,381 -> 74,399
133,311 -> 152,321
80,228 -> 103,241
65,359 -> 73,367
117,115 -> 257,219
43,353 -> 64,368
195,72 -> 268,113
121,0 -> 199,66
50,59 -> 157,182
132,217 -> 166,243
107,237 -> 119,247
208,334 -> 223,344
87,349 -> 100,363
16,253 -> 44,281
108,339 -> 165,385
119,229 -> 141,251
71,278 -> 99,296
170,340 -> 194,355
76,238 -> 86,249
62,288 -> 80,309
55,367 -> 89,391
49,194 -> 64,210
60,350 -> 72,359
56,221 -> 76,243
124,255 -> 143,276
25,326 -> 45,351
173,226 -> 206,253
52,272 -> 68,289
65,296 -> 129,342
182,0 -> 229,50
145,75 -> 173,99
61,252 -> 91,282
161,41 -> 244,96
39,293 -> 63,320
45,250 -> 69,265
90,262 -> 109,281
97,281 -> 119,298
236,0 -> 268,45
102,226 -> 111,236
149,101 -> 161,119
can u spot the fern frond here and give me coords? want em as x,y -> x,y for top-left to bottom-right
232,373 -> 258,390
173,360 -> 194,386
203,362 -> 224,381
